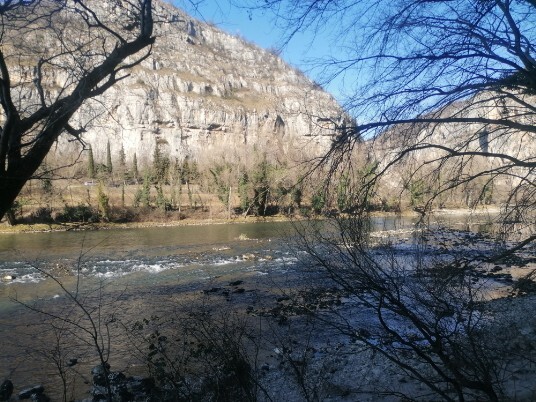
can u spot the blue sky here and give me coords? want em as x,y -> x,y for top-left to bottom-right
169,0 -> 343,101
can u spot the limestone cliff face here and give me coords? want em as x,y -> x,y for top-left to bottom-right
370,92 -> 536,202
374,92 -> 536,163
58,0 -> 348,167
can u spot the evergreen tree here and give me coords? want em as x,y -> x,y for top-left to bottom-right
118,144 -> 126,180
134,172 -> 151,208
238,171 -> 250,213
88,146 -> 95,179
291,187 -> 302,208
311,189 -> 326,215
119,144 -> 126,168
155,184 -> 167,211
97,183 -> 110,221
209,165 -> 231,209
181,157 -> 199,184
132,153 -> 139,183
337,174 -> 350,212
153,144 -> 170,185
172,158 -> 182,211
106,140 -> 113,173
252,158 -> 270,216
181,157 -> 198,208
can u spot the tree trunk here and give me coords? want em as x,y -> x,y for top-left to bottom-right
0,1 -> 155,223
4,210 -> 15,226
0,176 -> 26,223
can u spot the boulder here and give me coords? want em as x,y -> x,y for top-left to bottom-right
0,380 -> 13,401
18,385 -> 44,399
89,365 -> 155,401
125,376 -> 155,396
91,363 -> 110,386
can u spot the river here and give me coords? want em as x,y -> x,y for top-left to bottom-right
0,217 -> 425,292
0,221 -> 311,399
0,214 -> 497,400
0,222 -> 297,291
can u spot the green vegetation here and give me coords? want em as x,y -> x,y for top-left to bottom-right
87,146 -> 96,180
97,183 -> 110,221
132,153 -> 139,183
134,173 -> 152,208
106,141 -> 113,174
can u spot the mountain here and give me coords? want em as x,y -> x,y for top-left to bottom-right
51,0 -> 350,169
368,91 -> 536,209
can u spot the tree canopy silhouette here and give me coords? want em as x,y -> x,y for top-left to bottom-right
249,0 -> 535,248
243,1 -> 536,399
0,0 -> 154,223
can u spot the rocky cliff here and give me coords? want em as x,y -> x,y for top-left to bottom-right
367,91 -> 536,207
50,0 -> 349,168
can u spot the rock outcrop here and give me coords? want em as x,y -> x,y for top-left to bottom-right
368,92 -> 536,206
50,0 -> 350,167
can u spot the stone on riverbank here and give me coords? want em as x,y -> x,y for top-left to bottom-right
0,380 -> 13,401
18,384 -> 46,400
90,365 -> 155,401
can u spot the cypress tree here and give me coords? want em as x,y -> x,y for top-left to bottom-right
132,153 -> 139,183
119,144 -> 126,168
88,146 -> 95,179
119,144 -> 126,180
153,144 -> 169,185
238,171 -> 250,212
106,140 -> 113,173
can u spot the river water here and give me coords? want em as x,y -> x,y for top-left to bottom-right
0,215 -> 497,399
0,222 -> 296,286
0,218 -> 423,291
0,221 -> 311,398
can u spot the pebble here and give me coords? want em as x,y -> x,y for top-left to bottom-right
1,275 -> 16,282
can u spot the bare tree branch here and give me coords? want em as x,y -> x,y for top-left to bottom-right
0,0 -> 155,220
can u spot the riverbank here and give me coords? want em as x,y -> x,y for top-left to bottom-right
0,206 -> 501,234
0,214 -> 297,234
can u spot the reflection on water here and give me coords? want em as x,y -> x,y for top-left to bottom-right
0,222 -> 306,398
0,221 -> 294,259
0,222 -> 296,284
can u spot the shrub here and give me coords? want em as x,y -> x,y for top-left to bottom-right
131,311 -> 263,401
58,204 -> 99,223
30,207 -> 54,223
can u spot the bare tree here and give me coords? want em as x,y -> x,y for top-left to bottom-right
235,0 -> 536,310
293,216 -> 521,400
244,0 -> 535,248
238,1 -> 536,399
15,266 -> 122,401
0,0 -> 155,223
